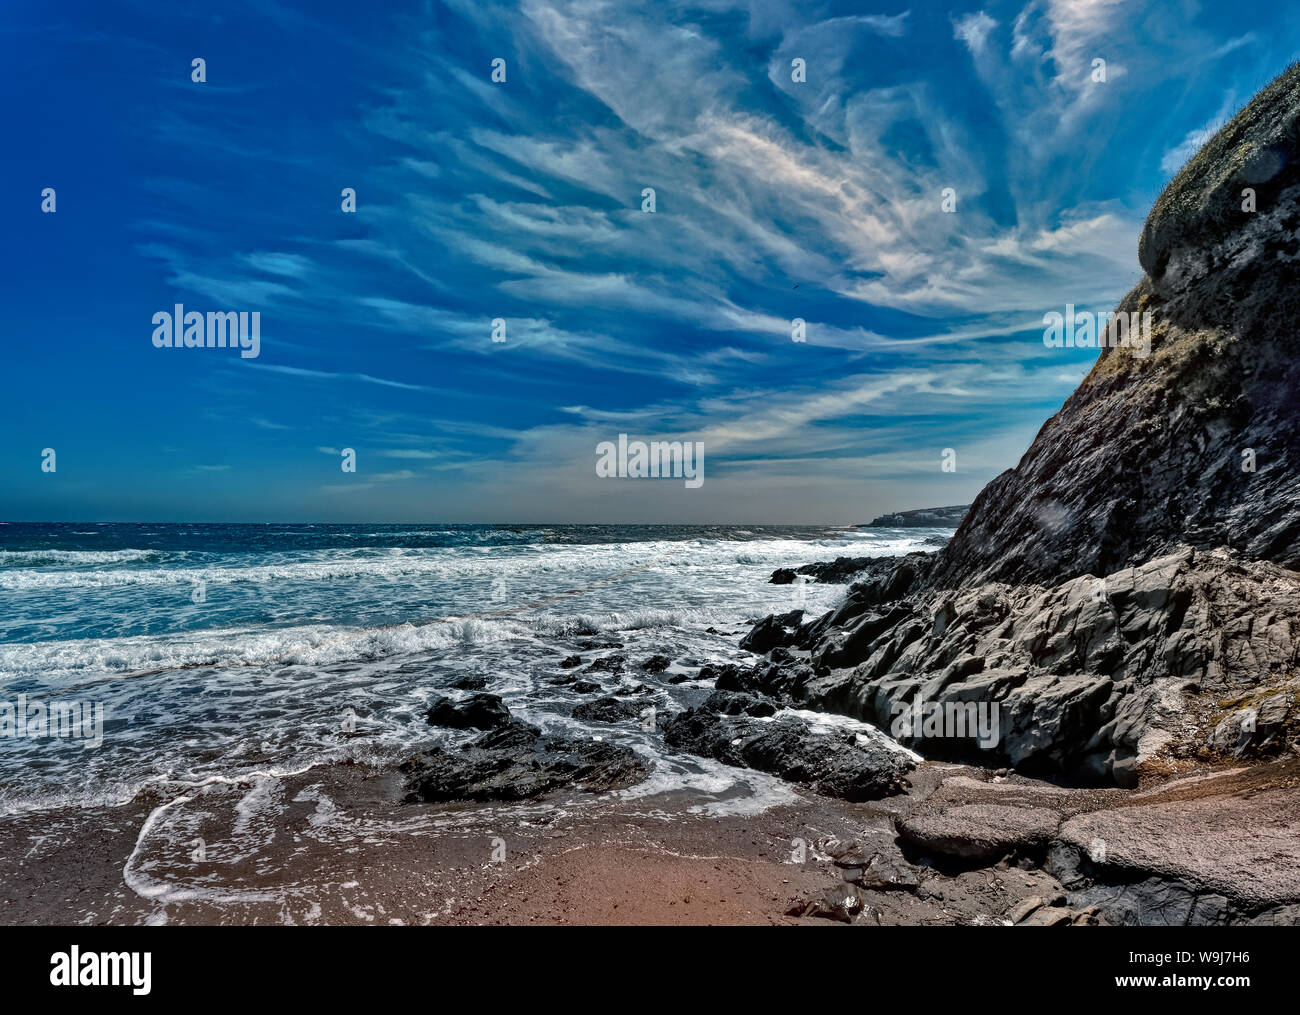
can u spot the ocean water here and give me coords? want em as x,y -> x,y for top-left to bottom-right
0,523 -> 948,821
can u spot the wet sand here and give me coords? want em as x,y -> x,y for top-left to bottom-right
2,756 -> 1294,926
0,759 -> 1063,926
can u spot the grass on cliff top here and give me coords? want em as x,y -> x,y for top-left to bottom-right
1143,60 -> 1300,259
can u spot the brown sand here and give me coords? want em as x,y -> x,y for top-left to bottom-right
1,757 -> 1294,926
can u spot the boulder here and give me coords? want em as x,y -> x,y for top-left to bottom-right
425,693 -> 511,730
662,708 -> 913,801
572,696 -> 646,723
739,610 -> 804,653
895,804 -> 1061,862
402,718 -> 652,803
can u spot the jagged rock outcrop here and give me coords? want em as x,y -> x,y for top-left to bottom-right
401,716 -> 652,803
935,63 -> 1300,590
661,693 -> 914,801
740,64 -> 1300,784
747,546 -> 1300,784
768,556 -> 879,584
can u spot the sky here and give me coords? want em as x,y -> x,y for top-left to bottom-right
3,0 -> 1298,523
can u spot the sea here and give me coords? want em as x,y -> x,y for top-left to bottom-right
0,523 -> 949,826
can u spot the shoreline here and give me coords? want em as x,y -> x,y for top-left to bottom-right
4,749 -> 1295,926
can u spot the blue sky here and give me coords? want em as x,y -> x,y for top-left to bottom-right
3,0 -> 1297,523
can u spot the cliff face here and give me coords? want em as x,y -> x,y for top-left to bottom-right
933,62 -> 1300,591
740,65 -> 1300,786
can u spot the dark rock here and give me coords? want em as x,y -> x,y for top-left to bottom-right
711,660 -> 809,701
796,556 -> 875,584
770,568 -> 797,585
639,654 -> 671,673
559,655 -> 582,669
471,717 -> 542,751
749,69 -> 1300,783
572,696 -> 646,723
786,548 -> 1300,781
701,689 -> 777,717
662,708 -> 912,801
857,853 -> 924,891
447,674 -> 488,691
401,719 -> 652,803
584,655 -> 626,673
739,610 -> 804,653
935,64 -> 1300,590
425,693 -> 511,731
570,679 -> 602,694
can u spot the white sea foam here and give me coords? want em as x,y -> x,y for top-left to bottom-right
0,548 -> 163,568
0,527 -> 949,823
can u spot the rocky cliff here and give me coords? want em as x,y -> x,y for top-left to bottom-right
742,63 -> 1300,785
937,63 -> 1300,590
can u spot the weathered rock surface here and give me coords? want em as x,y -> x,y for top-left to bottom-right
871,759 -> 1300,926
661,706 -> 913,801
571,695 -> 646,723
701,689 -> 777,717
401,717 -> 652,803
734,65 -> 1300,788
896,804 -> 1061,862
738,609 -> 804,653
1050,783 -> 1300,924
425,693 -> 511,731
935,64 -> 1300,590
749,546 -> 1300,783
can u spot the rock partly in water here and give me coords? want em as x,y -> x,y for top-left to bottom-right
447,674 -> 488,691
425,693 -> 511,731
572,696 -> 648,723
662,706 -> 913,801
701,689 -> 777,717
752,546 -> 1300,783
738,609 -> 804,653
401,718 -> 652,803
584,655 -> 626,673
735,64 -> 1300,785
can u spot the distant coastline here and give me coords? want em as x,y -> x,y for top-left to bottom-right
859,505 -> 970,528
